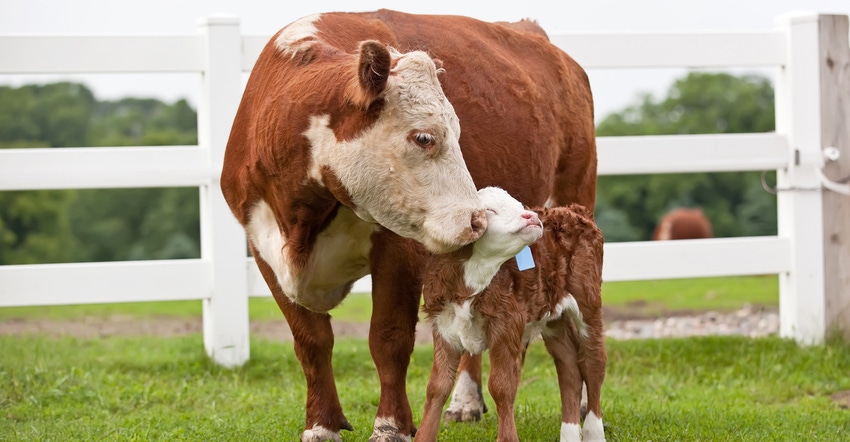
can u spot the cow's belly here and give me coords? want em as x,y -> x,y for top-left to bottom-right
247,200 -> 376,312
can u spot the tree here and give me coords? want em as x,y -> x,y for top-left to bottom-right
595,72 -> 777,241
0,82 -> 200,265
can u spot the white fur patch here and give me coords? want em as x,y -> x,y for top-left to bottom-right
433,300 -> 488,354
582,411 -> 606,442
370,417 -> 411,441
446,370 -> 485,418
560,422 -> 582,442
247,199 -> 375,312
301,424 -> 340,442
275,14 -> 320,57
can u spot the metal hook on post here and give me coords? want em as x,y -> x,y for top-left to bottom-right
818,147 -> 850,195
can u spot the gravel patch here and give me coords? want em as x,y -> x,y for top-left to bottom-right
0,304 -> 778,342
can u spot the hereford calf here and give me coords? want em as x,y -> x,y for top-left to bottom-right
419,187 -> 607,442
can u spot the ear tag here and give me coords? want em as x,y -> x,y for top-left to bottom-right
515,246 -> 535,271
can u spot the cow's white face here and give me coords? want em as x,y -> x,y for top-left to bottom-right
306,50 -> 486,254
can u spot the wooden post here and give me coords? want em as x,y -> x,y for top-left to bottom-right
819,15 -> 850,340
197,15 -> 250,367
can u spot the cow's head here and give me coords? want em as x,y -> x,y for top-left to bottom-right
306,40 -> 486,254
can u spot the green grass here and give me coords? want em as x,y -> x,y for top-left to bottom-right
0,275 -> 778,323
0,292 -> 375,324
1,334 -> 848,441
602,275 -> 779,316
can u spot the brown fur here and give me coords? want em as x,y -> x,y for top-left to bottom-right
652,207 -> 714,240
220,9 -> 597,437
418,204 -> 607,442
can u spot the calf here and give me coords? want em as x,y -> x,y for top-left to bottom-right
419,187 -> 607,442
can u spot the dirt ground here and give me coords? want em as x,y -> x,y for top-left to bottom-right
0,304 -> 678,344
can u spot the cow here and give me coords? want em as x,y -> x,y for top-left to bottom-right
651,207 -> 713,240
419,187 -> 606,442
220,9 -> 597,442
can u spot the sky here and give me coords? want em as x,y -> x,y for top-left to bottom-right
2,0 -> 849,120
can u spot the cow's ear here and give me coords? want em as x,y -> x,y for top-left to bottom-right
351,40 -> 390,107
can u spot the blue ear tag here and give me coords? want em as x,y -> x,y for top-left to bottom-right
515,246 -> 535,271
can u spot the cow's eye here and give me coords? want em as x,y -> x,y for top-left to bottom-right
413,132 -> 435,147
486,208 -> 497,215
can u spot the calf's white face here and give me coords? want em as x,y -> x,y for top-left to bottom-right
475,187 -> 543,261
461,187 -> 543,294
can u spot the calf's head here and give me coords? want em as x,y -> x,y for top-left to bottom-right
475,187 -> 544,263
305,40 -> 486,254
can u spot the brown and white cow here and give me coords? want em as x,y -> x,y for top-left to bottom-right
420,187 -> 606,442
651,207 -> 714,241
221,9 -> 597,442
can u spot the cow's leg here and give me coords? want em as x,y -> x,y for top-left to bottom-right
367,231 -> 424,442
443,352 -> 488,422
417,331 -> 463,441
487,329 -> 524,442
251,249 -> 351,442
542,317 -> 584,442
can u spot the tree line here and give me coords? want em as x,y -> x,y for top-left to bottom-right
0,73 -> 777,265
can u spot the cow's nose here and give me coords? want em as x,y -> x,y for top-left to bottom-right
470,209 -> 488,238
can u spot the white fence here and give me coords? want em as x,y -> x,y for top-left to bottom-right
1,13 -> 848,367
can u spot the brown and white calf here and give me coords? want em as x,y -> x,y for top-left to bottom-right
419,187 -> 607,442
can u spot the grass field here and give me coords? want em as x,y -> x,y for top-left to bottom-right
0,275 -> 780,323
1,334 -> 848,441
6,274 -> 844,441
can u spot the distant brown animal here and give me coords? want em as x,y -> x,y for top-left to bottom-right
220,9 -> 597,441
420,187 -> 606,442
652,208 -> 713,240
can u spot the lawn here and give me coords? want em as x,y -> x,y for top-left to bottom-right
0,275 -> 779,324
1,334 -> 848,441
6,274 -> 841,441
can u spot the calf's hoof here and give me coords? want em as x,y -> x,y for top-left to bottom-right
301,426 -> 341,442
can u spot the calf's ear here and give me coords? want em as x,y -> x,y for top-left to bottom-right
349,40 -> 391,108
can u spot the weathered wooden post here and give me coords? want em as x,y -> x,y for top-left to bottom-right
197,15 -> 250,367
775,13 -> 850,344
818,15 -> 850,340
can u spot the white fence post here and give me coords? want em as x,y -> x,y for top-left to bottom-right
774,13 -> 827,344
818,15 -> 850,340
197,15 -> 250,367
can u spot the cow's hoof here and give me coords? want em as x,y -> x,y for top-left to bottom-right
301,425 -> 341,442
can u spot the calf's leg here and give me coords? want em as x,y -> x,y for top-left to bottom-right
577,308 -> 607,442
417,333 -> 463,442
543,317 -> 584,442
487,327 -> 524,442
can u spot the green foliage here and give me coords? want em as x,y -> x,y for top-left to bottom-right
1,335 -> 848,440
595,72 -> 778,241
0,82 -> 199,264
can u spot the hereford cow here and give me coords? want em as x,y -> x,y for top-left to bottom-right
220,9 -> 597,442
651,207 -> 713,240
420,187 -> 606,442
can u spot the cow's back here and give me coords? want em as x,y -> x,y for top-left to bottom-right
316,10 -> 598,209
